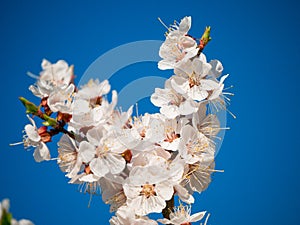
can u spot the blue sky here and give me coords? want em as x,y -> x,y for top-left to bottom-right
0,0 -> 300,224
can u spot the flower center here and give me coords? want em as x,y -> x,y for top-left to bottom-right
140,184 -> 156,198
95,144 -> 109,157
164,131 -> 180,143
189,73 -> 200,88
59,152 -> 77,163
186,138 -> 209,155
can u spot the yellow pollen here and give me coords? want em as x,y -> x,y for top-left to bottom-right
140,184 -> 156,198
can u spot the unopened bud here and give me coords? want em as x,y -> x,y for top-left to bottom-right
19,97 -> 38,114
122,149 -> 132,163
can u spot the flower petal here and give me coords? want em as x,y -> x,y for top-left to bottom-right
90,158 -> 109,177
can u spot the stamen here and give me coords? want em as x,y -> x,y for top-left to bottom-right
206,168 -> 224,173
9,142 -> 24,146
49,157 -> 58,161
223,92 -> 234,96
26,71 -> 39,79
88,193 -> 93,208
135,103 -> 139,117
158,17 -> 170,30
204,213 -> 210,225
226,108 -> 236,119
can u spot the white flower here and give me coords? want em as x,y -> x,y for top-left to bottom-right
178,125 -> 214,164
117,113 -> 165,151
11,219 -> 34,225
207,74 -> 229,101
104,106 -> 133,136
158,205 -> 206,225
57,134 -> 82,178
192,103 -> 221,138
109,205 -> 158,225
123,160 -> 183,216
208,59 -> 223,78
151,78 -> 199,119
158,16 -> 198,70
171,54 -> 222,103
69,171 -> 101,198
130,150 -> 171,168
47,83 -> 75,113
71,90 -> 118,128
182,158 -> 215,193
29,59 -> 73,98
77,79 -> 110,100
78,126 -> 127,179
159,117 -> 188,151
100,177 -> 127,212
23,115 -> 50,162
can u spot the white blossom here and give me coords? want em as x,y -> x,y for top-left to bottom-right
192,103 -> 221,138
171,54 -> 219,103
151,78 -> 199,118
110,205 -> 158,225
178,125 -> 214,164
117,113 -> 165,151
23,115 -> 50,162
14,15 -> 232,224
182,158 -> 215,193
159,117 -> 189,151
77,79 -> 110,100
158,16 -> 198,70
158,205 -> 206,225
71,90 -> 118,128
57,134 -> 82,178
47,83 -> 75,113
78,126 -> 127,179
29,59 -> 73,98
123,159 -> 184,216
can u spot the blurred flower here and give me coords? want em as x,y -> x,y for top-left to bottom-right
0,198 -> 34,225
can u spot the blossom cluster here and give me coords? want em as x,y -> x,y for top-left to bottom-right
14,16 -> 232,224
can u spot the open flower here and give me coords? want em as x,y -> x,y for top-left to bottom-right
47,83 -> 75,113
178,125 -> 214,164
71,90 -> 118,129
110,205 -> 158,225
23,115 -> 50,162
76,79 -> 110,100
151,78 -> 199,119
158,205 -> 206,225
100,176 -> 127,212
171,54 -> 221,103
158,16 -> 198,70
159,117 -> 188,151
117,113 -> 165,151
192,103 -> 221,138
57,134 -> 82,178
78,126 -> 127,179
123,159 -> 184,216
29,59 -> 73,98
182,158 -> 215,193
